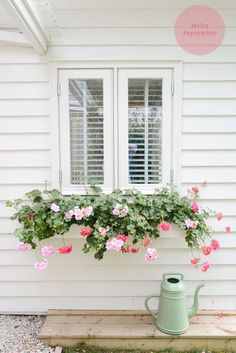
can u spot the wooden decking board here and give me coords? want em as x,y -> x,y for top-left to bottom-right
39,310 -> 236,350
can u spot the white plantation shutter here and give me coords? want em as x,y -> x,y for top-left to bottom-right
128,79 -> 162,184
118,69 -> 172,192
59,69 -> 113,194
69,79 -> 104,184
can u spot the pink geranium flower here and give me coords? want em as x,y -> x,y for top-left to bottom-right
80,226 -> 93,237
17,242 -> 30,252
191,202 -> 199,213
106,238 -> 124,251
217,212 -> 223,221
112,203 -> 129,218
82,206 -> 93,217
74,206 -> 84,220
98,227 -> 109,236
187,186 -> 200,198
185,219 -> 198,229
141,237 -> 152,247
50,203 -> 60,212
201,261 -> 211,272
201,246 -> 212,256
58,244 -> 73,254
225,226 -> 231,233
34,259 -> 48,271
41,245 -> 54,257
116,234 -> 128,242
144,248 -> 159,261
159,222 -> 171,231
191,257 -> 200,265
211,239 -> 220,251
65,210 -> 74,220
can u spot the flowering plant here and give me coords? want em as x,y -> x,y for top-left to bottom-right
7,184 -> 229,271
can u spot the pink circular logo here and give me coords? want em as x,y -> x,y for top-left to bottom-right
175,5 -> 225,55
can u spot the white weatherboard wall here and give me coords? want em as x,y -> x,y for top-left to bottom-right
0,0 -> 236,313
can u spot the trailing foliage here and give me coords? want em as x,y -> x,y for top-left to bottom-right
6,184 -> 216,266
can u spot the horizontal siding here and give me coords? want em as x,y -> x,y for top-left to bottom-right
0,83 -> 49,99
0,150 -> 51,167
0,64 -> 48,82
0,134 -> 50,150
48,45 -> 236,62
49,0 -> 236,9
0,262 -> 235,281
1,281 -> 236,297
51,28 -> 236,46
43,9 -> 236,27
0,117 -> 50,133
1,296 -> 235,313
183,82 -> 236,99
182,117 -> 236,133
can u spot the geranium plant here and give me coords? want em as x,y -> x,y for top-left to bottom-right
6,183 -> 227,272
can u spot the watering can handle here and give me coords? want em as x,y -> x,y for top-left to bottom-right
144,294 -> 159,319
162,273 -> 184,281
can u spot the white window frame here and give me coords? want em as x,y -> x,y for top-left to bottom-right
51,61 -> 182,195
118,68 -> 172,193
59,69 -> 114,194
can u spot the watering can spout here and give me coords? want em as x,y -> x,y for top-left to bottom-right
188,283 -> 205,318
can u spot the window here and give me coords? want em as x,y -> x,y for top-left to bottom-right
59,68 -> 173,194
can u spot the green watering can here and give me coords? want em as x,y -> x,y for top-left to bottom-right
144,273 -> 204,335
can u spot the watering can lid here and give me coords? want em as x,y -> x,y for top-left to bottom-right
161,273 -> 185,291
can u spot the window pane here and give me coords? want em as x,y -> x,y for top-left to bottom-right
69,79 -> 104,184
128,79 -> 162,184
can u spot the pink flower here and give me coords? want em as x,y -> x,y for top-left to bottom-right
225,226 -> 231,233
50,203 -> 60,212
159,222 -> 171,231
191,202 -> 199,213
217,212 -> 223,221
191,257 -> 200,265
130,247 -> 139,253
185,219 -> 198,229
141,237 -> 152,247
144,248 -> 159,261
98,227 -> 109,236
116,234 -> 128,242
58,244 -> 73,254
187,186 -> 200,198
74,207 -> 84,220
201,261 -> 211,272
65,210 -> 74,220
41,245 -> 54,257
17,242 -> 30,252
106,238 -> 124,251
112,203 -> 129,218
80,226 -> 93,237
34,259 -> 48,271
201,246 -> 212,256
82,206 -> 93,217
211,239 -> 220,251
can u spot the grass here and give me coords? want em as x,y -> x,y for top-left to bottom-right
62,345 -> 233,353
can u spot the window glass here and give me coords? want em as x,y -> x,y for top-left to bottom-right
128,79 -> 162,184
69,79 -> 104,184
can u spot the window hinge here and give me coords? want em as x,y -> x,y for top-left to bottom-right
57,82 -> 61,96
170,169 -> 174,183
59,170 -> 62,184
171,81 -> 174,96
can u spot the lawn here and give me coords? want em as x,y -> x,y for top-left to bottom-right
62,345 -> 232,353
